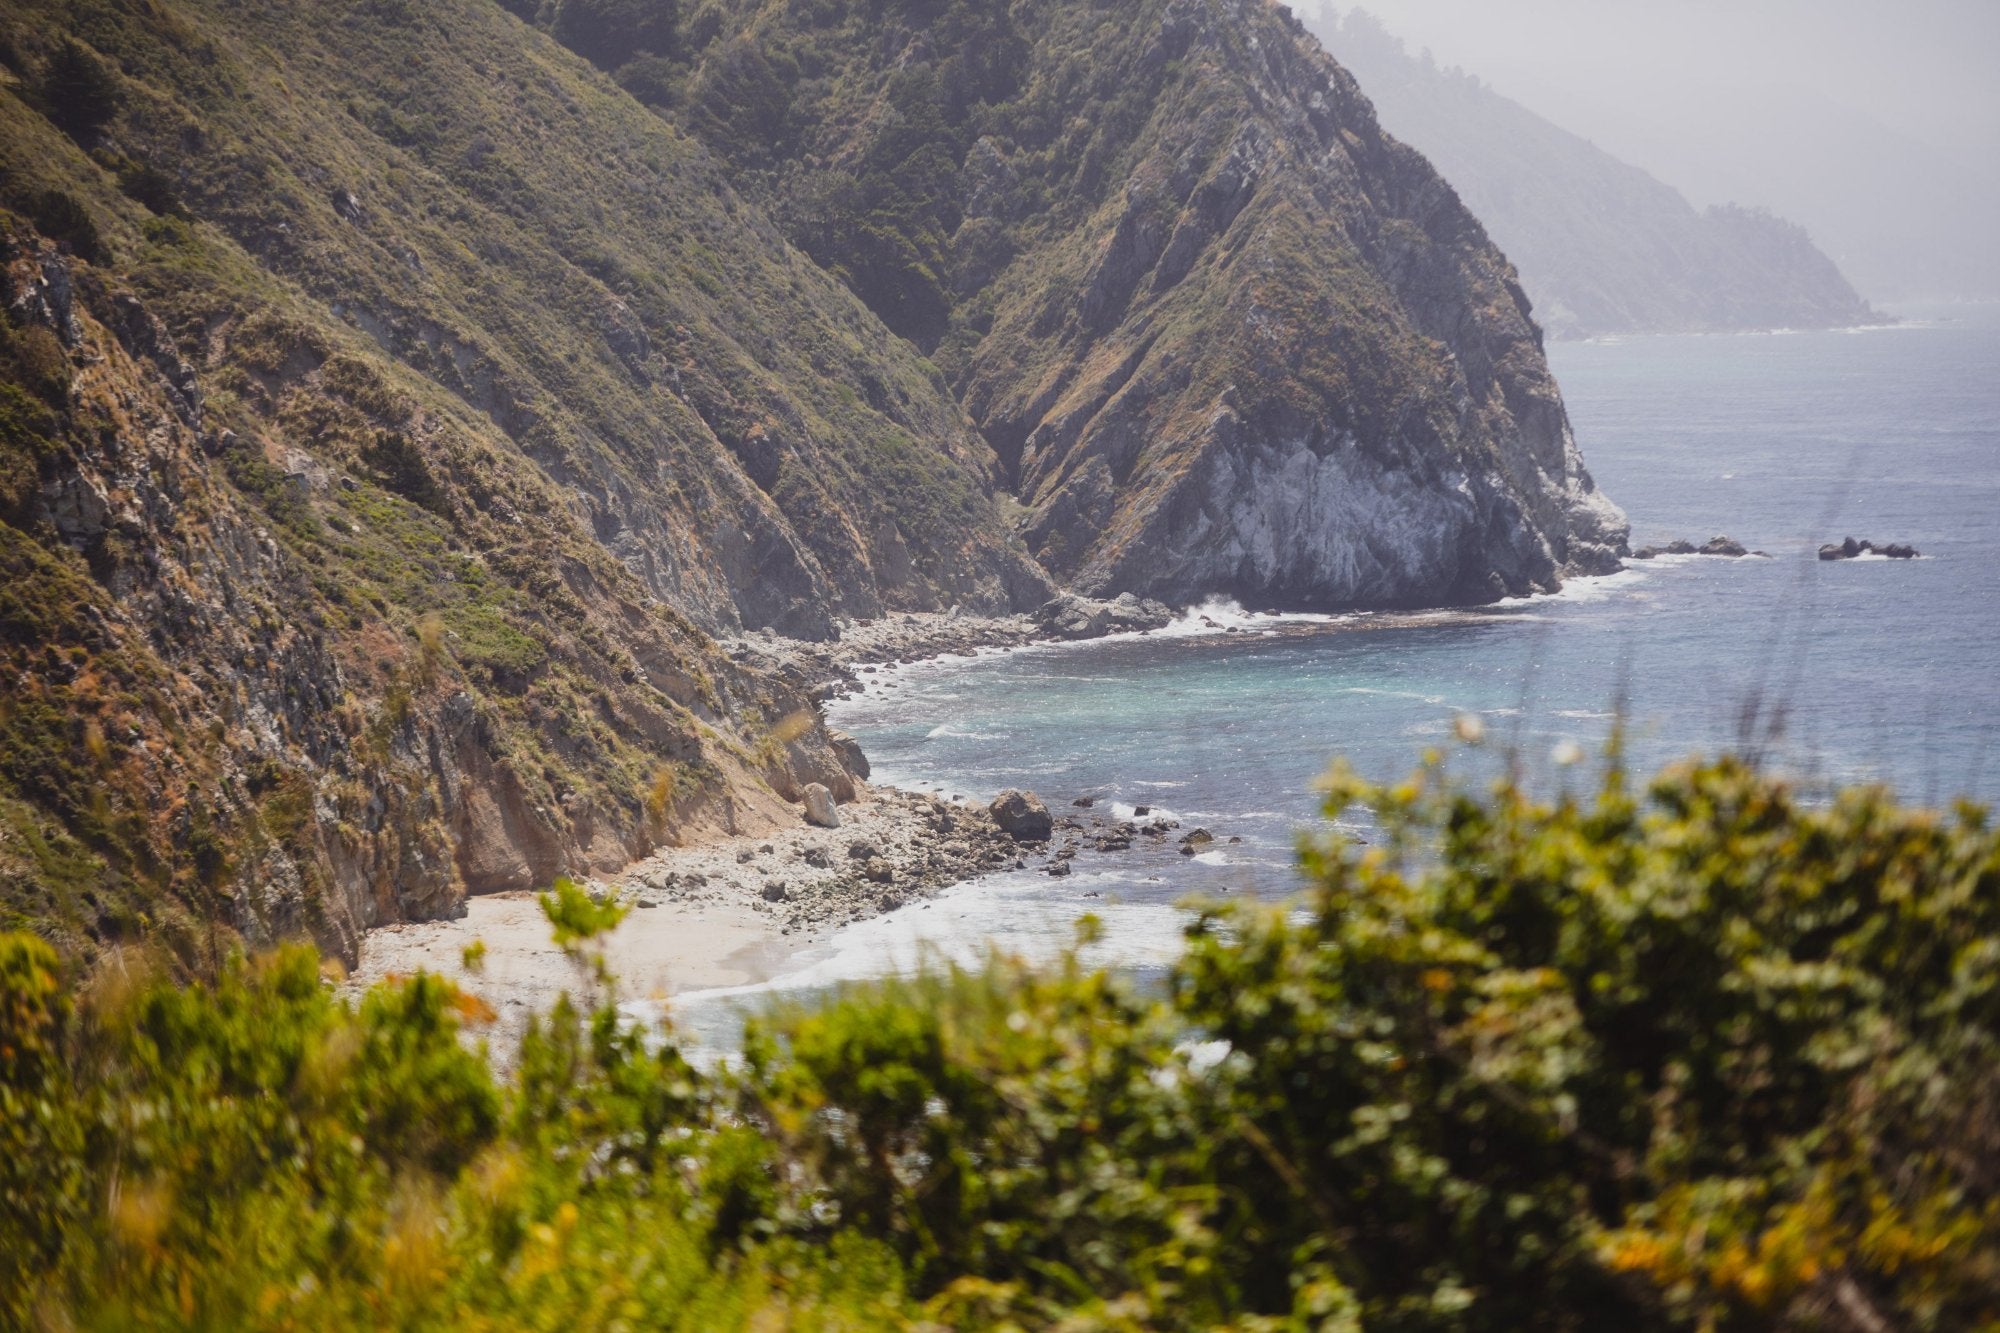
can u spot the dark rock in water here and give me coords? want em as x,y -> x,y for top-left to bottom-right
1820,537 -> 1920,561
1072,796 -> 1096,808
989,789 -> 1054,842
1633,536 -> 1752,560
1180,828 -> 1215,847
1133,805 -> 1151,817
1047,860 -> 1072,878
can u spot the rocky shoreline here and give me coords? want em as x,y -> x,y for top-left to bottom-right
347,777 -> 1200,1056
342,578 -> 1613,1051
717,592 -> 1180,703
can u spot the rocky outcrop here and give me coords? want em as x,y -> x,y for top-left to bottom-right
1631,536 -> 1765,559
1819,538 -> 1919,561
989,790 -> 1055,843
1035,593 -> 1175,640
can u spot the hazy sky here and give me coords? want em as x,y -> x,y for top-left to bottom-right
1308,1 -> 2000,299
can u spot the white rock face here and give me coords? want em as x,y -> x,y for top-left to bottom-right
802,783 -> 841,829
1069,407 -> 1626,608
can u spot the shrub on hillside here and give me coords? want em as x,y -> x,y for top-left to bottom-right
2,754 -> 1994,1327
38,38 -> 120,143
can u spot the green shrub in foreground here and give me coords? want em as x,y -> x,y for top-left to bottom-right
1,754 -> 1995,1329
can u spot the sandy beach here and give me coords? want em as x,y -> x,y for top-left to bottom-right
345,778 -> 1105,1053
345,599 -> 1238,1053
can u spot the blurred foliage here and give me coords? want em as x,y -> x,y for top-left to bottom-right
3,753 -> 1997,1328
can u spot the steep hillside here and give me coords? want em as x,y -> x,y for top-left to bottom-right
0,0 -> 1047,964
0,0 -> 1634,965
5,0 -> 1049,641
1315,11 -> 1881,340
631,0 -> 1627,607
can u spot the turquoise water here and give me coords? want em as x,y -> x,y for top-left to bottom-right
664,305 -> 2000,1044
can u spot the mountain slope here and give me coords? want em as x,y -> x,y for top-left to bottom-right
1313,10 -> 1880,340
0,0 -> 1629,965
654,0 -> 1626,607
0,0 -> 1049,964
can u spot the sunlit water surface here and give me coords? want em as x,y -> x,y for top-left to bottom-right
661,304 -> 2000,1053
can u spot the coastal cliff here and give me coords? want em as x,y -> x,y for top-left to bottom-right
661,0 -> 1627,607
0,0 -> 1625,962
0,228 -> 856,963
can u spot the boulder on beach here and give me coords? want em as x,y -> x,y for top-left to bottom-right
802,783 -> 840,828
990,788 -> 1054,842
1034,592 -> 1174,640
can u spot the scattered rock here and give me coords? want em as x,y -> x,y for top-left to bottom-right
761,882 -> 789,902
1819,537 -> 1919,561
1034,592 -> 1174,640
802,783 -> 841,828
848,840 -> 878,860
989,788 -> 1054,842
1631,535 -> 1758,560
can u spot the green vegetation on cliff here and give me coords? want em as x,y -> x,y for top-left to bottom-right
0,0 -> 1066,966
527,0 -> 1626,604
5,755 -> 1995,1328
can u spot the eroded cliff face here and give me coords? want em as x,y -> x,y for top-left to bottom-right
954,0 -> 1627,605
0,0 -> 1629,966
0,230 -> 852,966
673,0 -> 1626,610
0,0 -> 1050,647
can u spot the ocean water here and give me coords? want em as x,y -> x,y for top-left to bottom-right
664,304 -> 2000,1050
